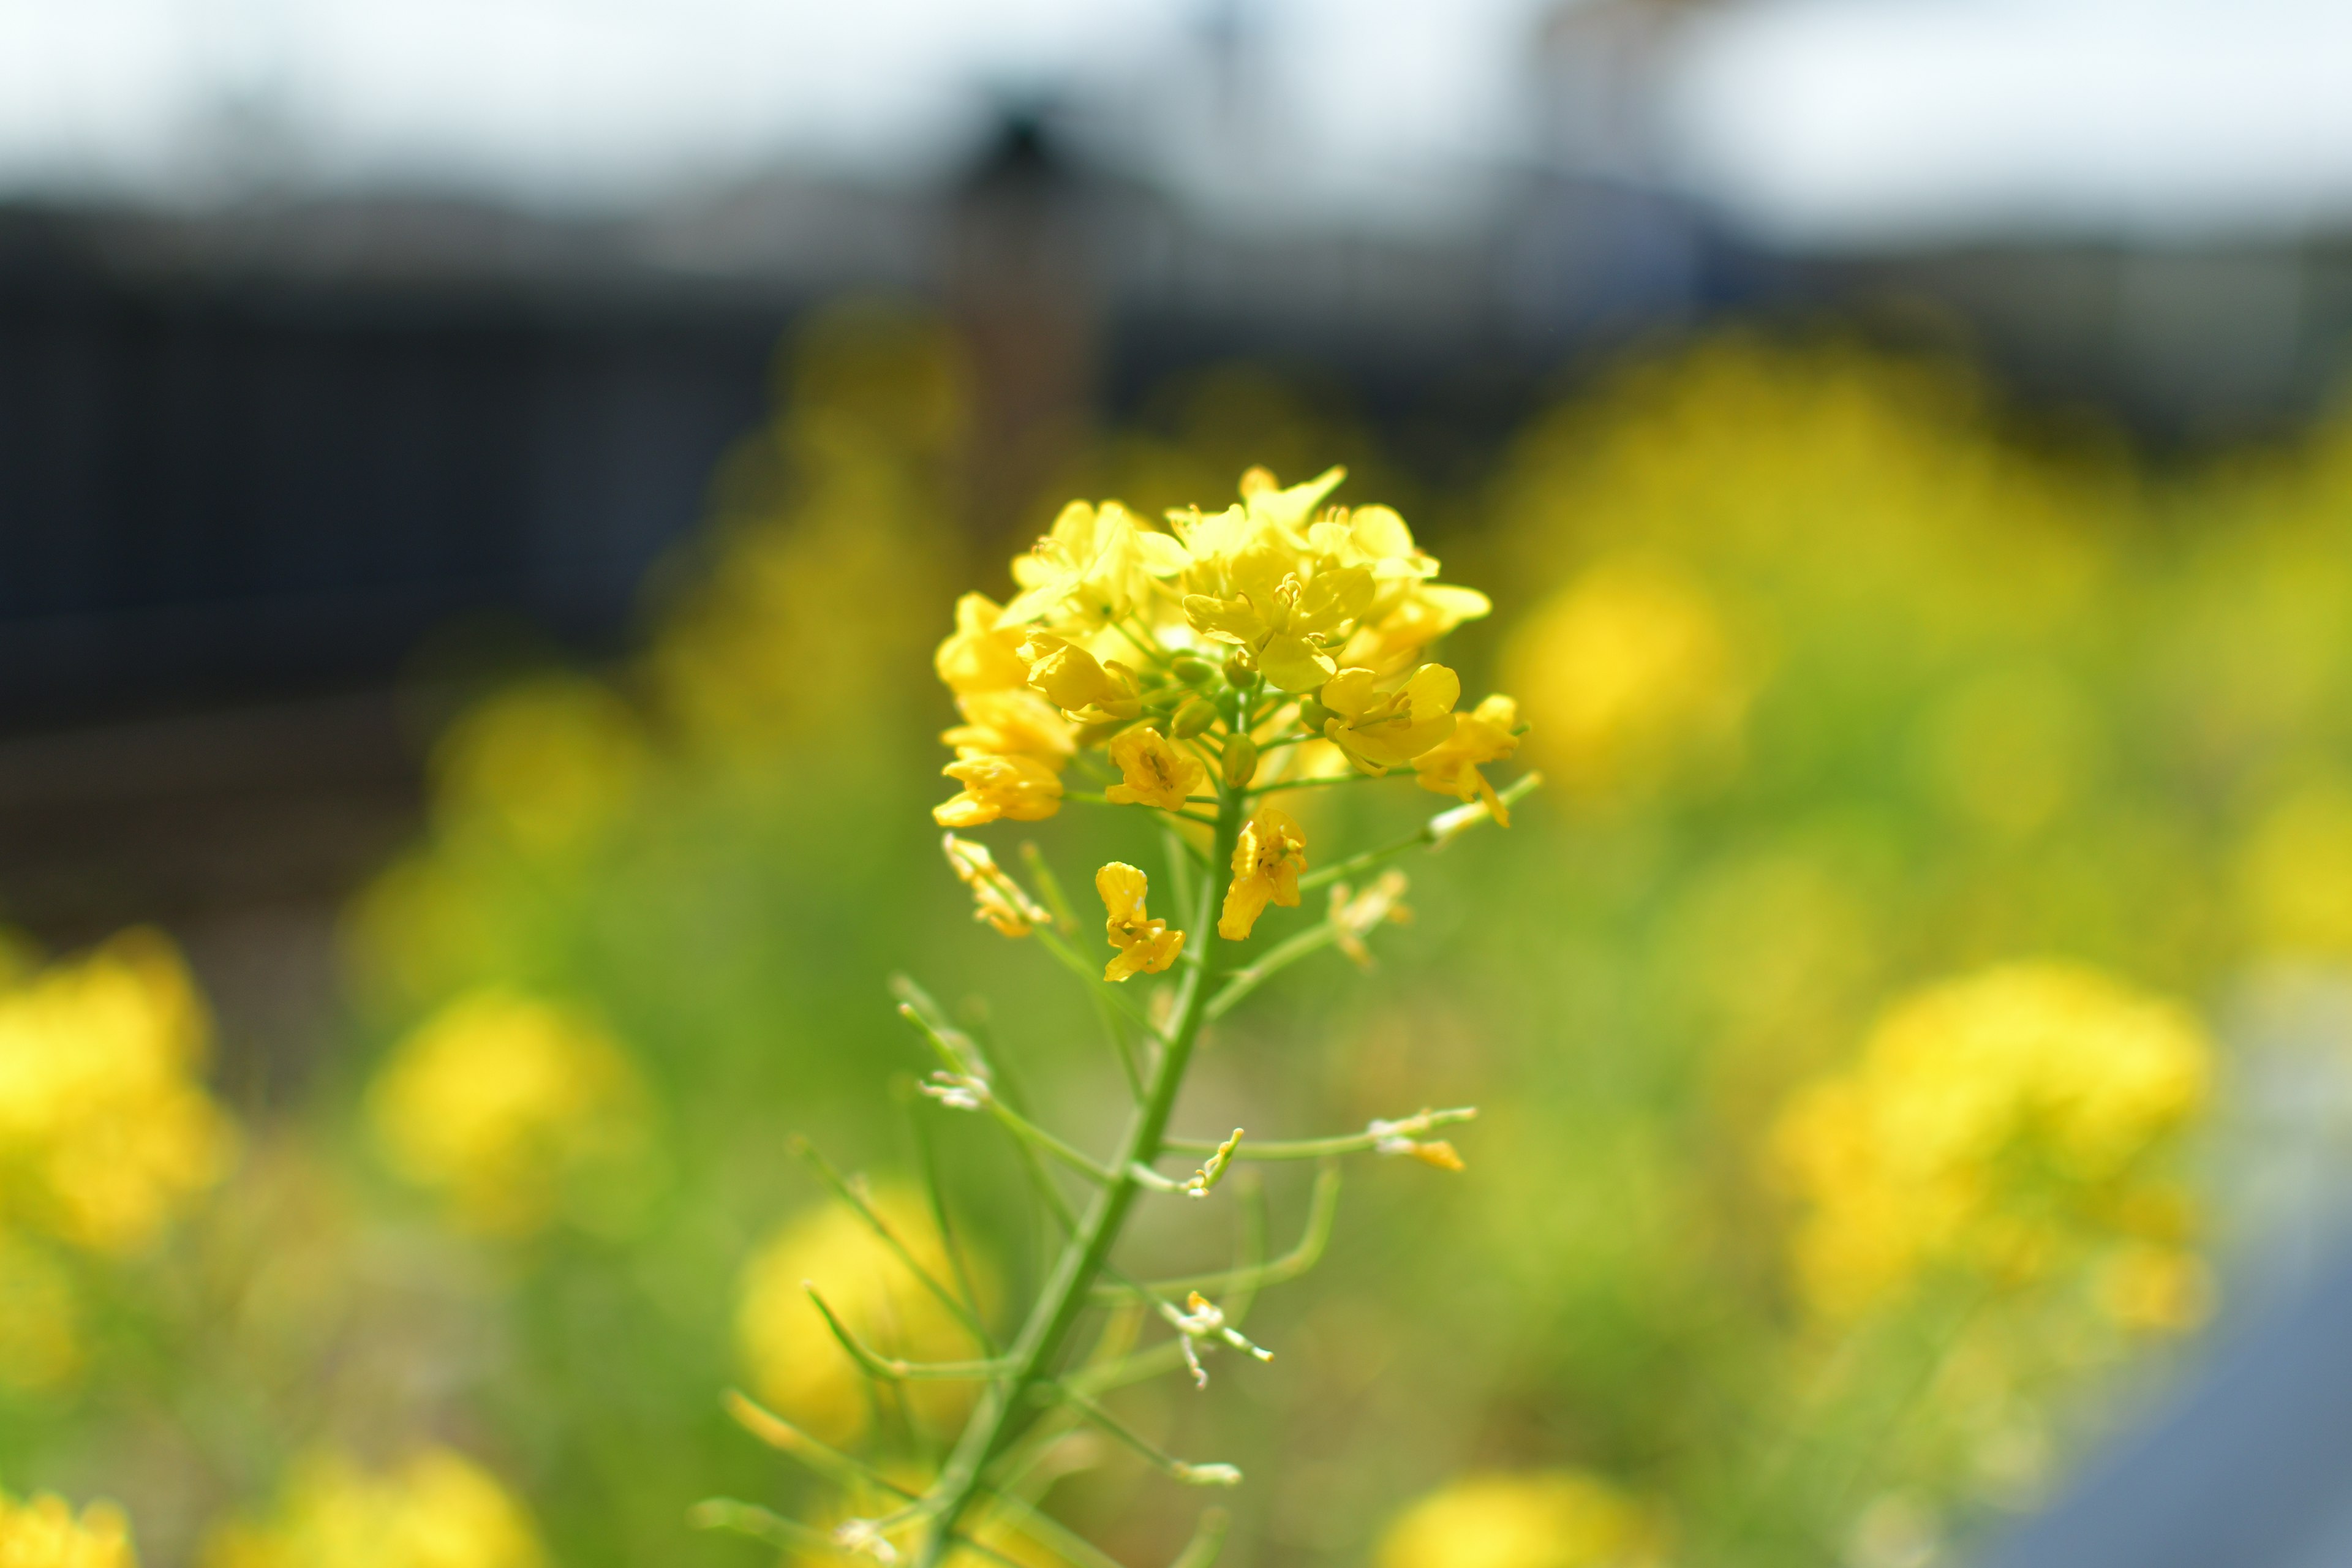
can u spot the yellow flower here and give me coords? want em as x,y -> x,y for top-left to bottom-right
1016,633 -> 1142,723
1377,1470 -> 1666,1568
999,500 -> 1188,633
1105,729 -> 1208,810
1321,663 -> 1462,774
1179,546 -> 1373,694
0,930 -> 237,1255
1219,806 -> 1307,940
1096,864 -> 1186,981
933,754 -> 1064,827
941,688 -> 1077,770
205,1448 -> 544,1568
366,989 -> 652,1238
943,835 -> 1050,938
1414,695 -> 1523,826
935,592 -> 1031,695
0,1489 -> 135,1568
1341,582 -> 1493,680
736,1189 -> 989,1446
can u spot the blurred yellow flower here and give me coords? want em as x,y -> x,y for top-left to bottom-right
0,1236 -> 82,1393
942,688 -> 1077,772
933,754 -> 1065,828
1415,695 -> 1523,826
1096,863 -> 1185,981
1376,1471 -> 1666,1568
936,592 -> 1032,696
366,989 -> 652,1238
205,1448 -> 543,1568
736,1189 -> 987,1446
2236,777 -> 2352,957
1773,963 -> 2211,1319
432,677 -> 651,855
943,836 -> 1051,938
1104,728 -> 1207,810
1219,805 -> 1306,940
0,930 -> 236,1255
0,1488 -> 135,1567
1505,557 -> 1748,803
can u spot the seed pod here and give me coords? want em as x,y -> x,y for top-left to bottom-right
1221,649 -> 1257,687
1223,734 -> 1260,790
1295,697 -> 1338,734
1170,697 -> 1218,739
1172,656 -> 1218,686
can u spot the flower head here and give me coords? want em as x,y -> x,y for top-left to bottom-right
942,835 -> 1051,938
1017,633 -> 1143,723
1414,694 -> 1523,826
1322,663 -> 1462,774
934,754 -> 1063,827
1097,863 -> 1185,981
1106,728 -> 1208,810
1219,805 -> 1307,940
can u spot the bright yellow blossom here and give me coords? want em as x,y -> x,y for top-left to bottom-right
1105,729 -> 1207,810
941,688 -> 1077,770
1016,633 -> 1142,723
1377,1470 -> 1667,1568
999,499 -> 1187,633
1219,805 -> 1307,940
934,754 -> 1064,827
1415,694 -> 1523,826
935,592 -> 1031,695
943,835 -> 1050,938
0,1488 -> 136,1568
1321,663 -> 1462,773
205,1448 -> 544,1568
1096,863 -> 1186,981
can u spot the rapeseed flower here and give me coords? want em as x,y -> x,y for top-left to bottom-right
941,689 -> 1076,771
1220,807 -> 1307,940
0,1488 -> 135,1568
205,1449 -> 545,1568
943,835 -> 1052,937
1097,863 -> 1185,981
1105,728 -> 1207,810
1376,1471 -> 1666,1568
934,755 -> 1064,828
1415,694 -> 1523,825
1321,664 -> 1462,774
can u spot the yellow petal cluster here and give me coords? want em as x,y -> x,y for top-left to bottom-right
0,1490 -> 135,1568
1096,864 -> 1185,981
1322,664 -> 1462,774
1413,695 -> 1524,825
1772,962 -> 2211,1322
933,754 -> 1064,828
943,835 -> 1050,938
204,1449 -> 545,1568
1104,729 -> 1207,810
366,989 -> 652,1238
1376,1470 -> 1667,1568
0,930 -> 236,1256
1220,806 -> 1308,940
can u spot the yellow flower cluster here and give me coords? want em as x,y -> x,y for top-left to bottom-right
1376,1470 -> 1667,1568
1773,963 -> 2212,1324
736,1189 -> 989,1446
205,1449 -> 545,1568
932,466 -> 1517,940
0,1488 -> 135,1568
366,989 -> 652,1237
0,931 -> 236,1257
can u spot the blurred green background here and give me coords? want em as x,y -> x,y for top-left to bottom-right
12,298 -> 2352,1568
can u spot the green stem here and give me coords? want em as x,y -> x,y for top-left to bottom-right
918,782 -> 1247,1563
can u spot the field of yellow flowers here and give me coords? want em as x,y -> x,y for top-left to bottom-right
8,302 -> 2352,1567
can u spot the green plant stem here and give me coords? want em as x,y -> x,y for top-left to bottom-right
918,782 -> 1247,1564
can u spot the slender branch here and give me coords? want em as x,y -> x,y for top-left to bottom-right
688,1501 -> 850,1556
1166,1109 -> 1477,1161
1204,922 -> 1346,1021
1169,1509 -> 1232,1568
1247,772 -> 1383,796
1296,771 -> 1542,893
901,1091 -> 994,1351
1045,1386 -> 1242,1488
1109,1161 -> 1342,1300
724,1390 -> 917,1496
806,1286 -> 1019,1382
790,1138 -> 995,1351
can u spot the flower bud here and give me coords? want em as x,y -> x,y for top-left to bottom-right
1221,649 -> 1257,687
1222,734 -> 1259,790
1171,697 -> 1218,739
1172,656 -> 1218,686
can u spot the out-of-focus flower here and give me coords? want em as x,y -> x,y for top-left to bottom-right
933,755 -> 1065,828
943,837 -> 1050,938
1097,863 -> 1185,981
936,593 -> 1032,696
1329,872 -> 1412,969
2235,777 -> 2352,958
431,678 -> 651,856
1321,665 -> 1461,774
205,1448 -> 545,1568
0,1235 -> 82,1393
1415,695 -> 1523,826
1376,1471 -> 1667,1568
0,930 -> 236,1255
736,1190 -> 987,1447
366,989 -> 652,1238
1220,807 -> 1307,940
1772,963 -> 2211,1321
1505,556 -> 1749,803
0,1487 -> 136,1567
1104,729 -> 1207,810
942,690 -> 1077,772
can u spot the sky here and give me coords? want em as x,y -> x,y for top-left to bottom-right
0,0 -> 2347,246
